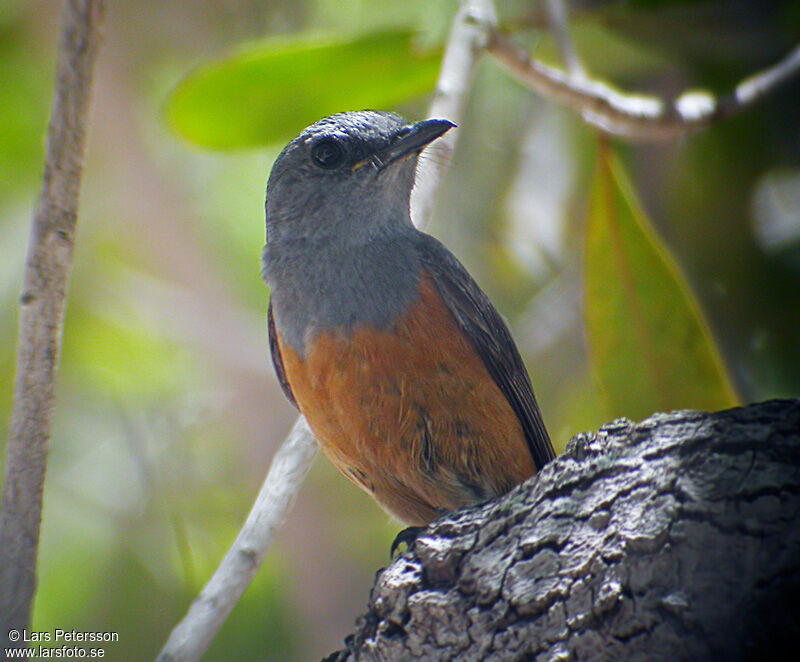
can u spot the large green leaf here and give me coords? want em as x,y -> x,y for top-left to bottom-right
584,143 -> 738,419
165,29 -> 441,150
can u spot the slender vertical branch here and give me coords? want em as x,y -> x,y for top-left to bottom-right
0,0 -> 106,643
410,0 -> 496,229
155,417 -> 317,662
544,0 -> 585,79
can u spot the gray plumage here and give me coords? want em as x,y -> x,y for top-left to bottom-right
262,111 -> 423,353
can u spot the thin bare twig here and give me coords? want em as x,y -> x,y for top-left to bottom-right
489,35 -> 800,141
728,45 -> 800,109
544,0 -> 585,79
411,0 -> 496,229
155,417 -> 317,662
0,0 -> 106,642
155,3 -> 485,660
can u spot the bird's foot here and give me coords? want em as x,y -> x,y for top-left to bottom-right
390,526 -> 425,558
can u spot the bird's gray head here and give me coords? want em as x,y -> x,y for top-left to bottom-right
265,111 -> 454,245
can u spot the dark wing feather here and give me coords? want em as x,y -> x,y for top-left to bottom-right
416,235 -> 556,469
268,298 -> 298,409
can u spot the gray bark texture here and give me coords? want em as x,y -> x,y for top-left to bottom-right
325,398 -> 800,661
0,0 -> 105,641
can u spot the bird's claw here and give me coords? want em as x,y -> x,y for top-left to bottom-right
390,525 -> 425,558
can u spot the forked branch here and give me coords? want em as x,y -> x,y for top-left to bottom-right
488,33 -> 800,141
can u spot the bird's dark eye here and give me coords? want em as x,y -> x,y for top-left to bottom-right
311,138 -> 345,169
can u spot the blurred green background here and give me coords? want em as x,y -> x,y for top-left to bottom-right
1,0 -> 798,659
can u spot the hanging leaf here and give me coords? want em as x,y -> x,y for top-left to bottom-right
164,29 -> 441,150
584,141 -> 738,420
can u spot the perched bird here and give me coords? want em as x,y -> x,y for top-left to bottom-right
262,111 -> 555,527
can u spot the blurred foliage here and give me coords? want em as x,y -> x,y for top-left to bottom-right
1,0 -> 798,660
166,29 -> 442,149
0,2 -> 50,205
585,142 -> 737,419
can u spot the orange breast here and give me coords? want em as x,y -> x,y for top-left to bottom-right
276,276 -> 535,525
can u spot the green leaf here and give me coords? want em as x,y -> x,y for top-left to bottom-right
165,29 -> 441,150
584,142 -> 738,420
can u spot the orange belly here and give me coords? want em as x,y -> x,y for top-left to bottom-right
276,277 -> 535,525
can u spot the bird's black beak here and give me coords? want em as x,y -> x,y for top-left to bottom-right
372,119 -> 455,172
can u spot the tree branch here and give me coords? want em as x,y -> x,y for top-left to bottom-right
155,417 -> 317,662
0,0 -> 105,644
544,0 -> 585,80
488,34 -> 800,141
728,44 -> 800,110
155,3 -> 485,660
326,399 -> 800,660
410,0 -> 496,229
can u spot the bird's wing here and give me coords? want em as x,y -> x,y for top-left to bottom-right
268,298 -> 298,409
415,235 -> 556,469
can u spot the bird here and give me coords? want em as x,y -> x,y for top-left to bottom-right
262,111 -> 556,528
